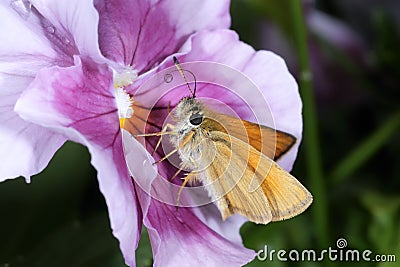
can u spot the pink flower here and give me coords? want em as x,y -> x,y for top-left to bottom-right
0,0 -> 302,266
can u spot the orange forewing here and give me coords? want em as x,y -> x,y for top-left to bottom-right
203,111 -> 296,160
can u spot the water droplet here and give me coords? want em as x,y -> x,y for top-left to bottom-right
164,73 -> 173,83
46,26 -> 55,34
62,36 -> 71,44
10,0 -> 32,19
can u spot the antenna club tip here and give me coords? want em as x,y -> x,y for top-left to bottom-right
173,56 -> 179,64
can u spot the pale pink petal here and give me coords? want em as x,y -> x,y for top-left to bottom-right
0,0 -> 107,181
0,1 -> 62,93
0,2 -> 68,181
137,190 -> 255,267
193,204 -> 248,244
15,57 -> 141,266
0,1 -> 58,63
30,0 -> 105,62
0,101 -> 65,181
0,59 -> 65,182
94,0 -> 230,72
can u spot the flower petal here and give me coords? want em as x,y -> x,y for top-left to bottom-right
94,0 -> 230,72
0,1 -> 61,92
193,204 -> 248,244
0,101 -> 65,181
0,1 -> 57,61
14,57 -> 141,266
0,2 -> 69,181
137,189 -> 255,267
30,0 -> 104,62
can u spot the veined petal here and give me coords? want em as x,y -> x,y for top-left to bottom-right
89,138 -> 141,267
14,56 -> 141,266
94,0 -> 230,72
30,0 -> 105,62
0,99 -> 65,181
0,2 -> 68,181
137,189 -> 255,267
0,1 -> 57,60
0,1 -> 61,89
1,0 -> 106,170
193,204 -> 248,244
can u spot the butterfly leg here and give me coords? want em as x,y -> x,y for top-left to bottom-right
169,168 -> 183,182
152,123 -> 176,156
175,171 -> 196,207
151,101 -> 179,154
175,154 -> 199,205
153,131 -> 194,165
188,155 -> 199,169
133,123 -> 176,156
175,154 -> 199,208
167,101 -> 178,123
133,123 -> 176,138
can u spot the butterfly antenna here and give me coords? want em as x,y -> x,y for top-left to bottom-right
173,56 -> 197,98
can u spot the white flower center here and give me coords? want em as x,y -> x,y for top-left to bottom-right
115,87 -> 134,118
113,66 -> 138,121
114,66 -> 138,88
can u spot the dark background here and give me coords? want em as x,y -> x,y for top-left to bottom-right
1,0 -> 399,266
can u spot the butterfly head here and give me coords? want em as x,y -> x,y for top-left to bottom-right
175,97 -> 205,129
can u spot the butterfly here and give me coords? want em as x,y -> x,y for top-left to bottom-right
130,57 -> 312,224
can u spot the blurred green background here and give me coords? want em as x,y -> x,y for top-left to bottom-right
1,0 -> 399,266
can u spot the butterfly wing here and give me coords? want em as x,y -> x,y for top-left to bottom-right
200,134 -> 273,224
203,131 -> 312,223
258,159 -> 313,221
203,111 -> 296,160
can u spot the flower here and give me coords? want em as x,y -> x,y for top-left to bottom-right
0,0 -> 302,266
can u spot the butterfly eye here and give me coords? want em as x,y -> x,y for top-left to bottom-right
189,113 -> 203,126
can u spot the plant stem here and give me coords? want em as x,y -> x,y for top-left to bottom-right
331,110 -> 400,184
289,1 -> 330,248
